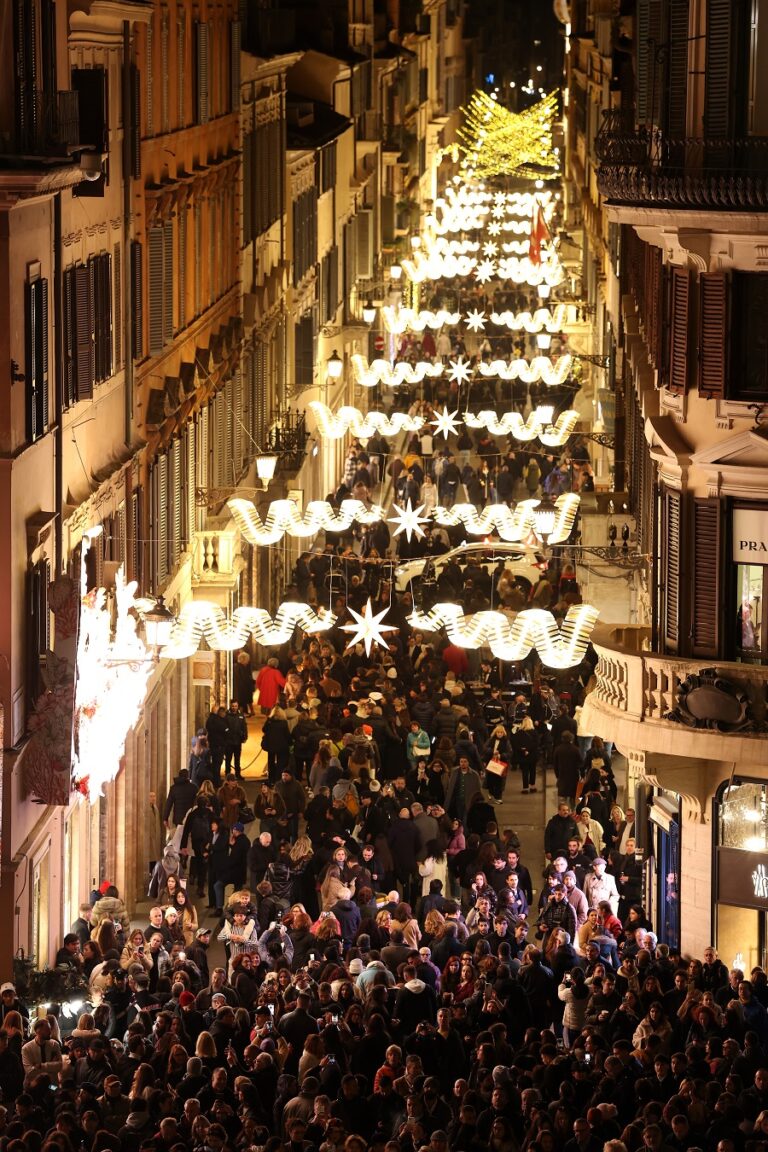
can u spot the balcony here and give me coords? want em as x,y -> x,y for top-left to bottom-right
595,109 -> 768,211
192,529 -> 240,586
12,90 -> 80,158
581,624 -> 768,769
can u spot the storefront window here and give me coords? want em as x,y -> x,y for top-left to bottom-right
736,564 -> 767,662
719,782 -> 768,851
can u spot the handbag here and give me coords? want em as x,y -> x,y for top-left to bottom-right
485,758 -> 508,777
239,804 -> 256,824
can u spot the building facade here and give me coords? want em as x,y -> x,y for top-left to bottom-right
566,0 -> 768,961
0,0 -> 472,970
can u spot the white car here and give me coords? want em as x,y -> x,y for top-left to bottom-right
394,540 -> 546,595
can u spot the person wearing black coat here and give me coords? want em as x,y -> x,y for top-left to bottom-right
224,702 -> 248,780
261,711 -> 292,784
205,707 -> 229,781
163,770 -> 198,832
212,824 -> 250,912
205,819 -> 231,913
387,810 -> 420,904
331,899 -> 361,948
180,799 -> 215,896
513,719 -> 540,794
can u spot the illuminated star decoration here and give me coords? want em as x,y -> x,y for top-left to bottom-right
492,204 -> 506,218
431,405 -> 463,439
448,356 -> 473,384
341,598 -> 397,656
465,309 -> 487,332
388,499 -> 430,542
475,259 -> 496,283
482,241 -> 499,257
487,221 -> 502,236
494,192 -> 508,207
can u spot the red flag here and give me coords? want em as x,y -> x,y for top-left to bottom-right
529,202 -> 548,265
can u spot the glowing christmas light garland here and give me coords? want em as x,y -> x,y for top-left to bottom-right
228,496 -> 385,546
308,401 -> 424,438
406,603 -> 599,669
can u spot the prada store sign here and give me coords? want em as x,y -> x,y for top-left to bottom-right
718,847 -> 768,909
733,508 -> 768,562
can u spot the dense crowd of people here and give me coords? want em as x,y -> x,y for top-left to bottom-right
5,284 -> 745,1152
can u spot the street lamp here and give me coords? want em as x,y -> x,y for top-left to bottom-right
362,299 -> 377,324
143,596 -> 176,652
327,350 -> 344,380
255,452 -> 279,489
536,332 -> 552,351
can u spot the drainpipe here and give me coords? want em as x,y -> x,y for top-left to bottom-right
53,191 -> 63,572
122,20 -> 134,448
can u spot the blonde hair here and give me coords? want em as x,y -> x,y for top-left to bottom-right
195,1031 -> 217,1059
519,717 -> 534,732
290,836 -> 313,864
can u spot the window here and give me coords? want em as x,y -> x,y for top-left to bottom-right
319,142 -> 337,195
736,564 -> 768,663
25,274 -> 49,442
71,66 -> 108,197
63,254 -> 112,405
131,240 -> 144,360
294,309 -> 317,388
320,246 -> 340,325
26,558 -> 50,720
243,116 -> 283,246
730,272 -> 768,400
292,187 -> 318,286
194,21 -> 210,125
148,222 -> 174,355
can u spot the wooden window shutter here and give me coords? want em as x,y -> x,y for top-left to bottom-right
171,438 -> 182,566
666,0 -> 689,136
145,19 -> 154,137
636,0 -> 663,126
130,66 -> 141,177
163,219 -> 174,342
194,203 -> 202,317
63,267 -> 77,408
116,502 -> 126,566
131,239 -> 144,359
230,20 -> 241,112
177,11 -> 186,128
691,497 -> 722,657
161,11 -> 170,134
75,263 -> 94,399
662,489 -> 682,652
13,0 -> 39,152
148,224 -> 165,355
214,393 -> 226,488
195,22 -> 210,125
698,272 -> 728,398
92,252 -> 112,383
185,421 -> 196,543
113,243 -> 122,370
157,454 -> 169,586
242,131 -> 253,246
233,369 -> 243,474
197,405 -> 209,493
177,209 -> 186,330
25,277 -> 49,442
355,210 -> 373,279
129,486 -> 141,588
666,267 -> 690,394
225,378 -> 235,483
705,0 -> 733,137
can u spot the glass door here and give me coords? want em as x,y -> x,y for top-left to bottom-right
736,564 -> 767,662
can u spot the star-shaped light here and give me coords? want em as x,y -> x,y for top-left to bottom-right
475,259 -> 496,283
431,405 -> 463,439
388,499 -> 430,542
493,192 -> 508,207
482,241 -> 499,258
492,204 -> 506,218
341,598 -> 397,656
465,309 -> 487,332
487,221 -> 502,236
448,356 -> 473,384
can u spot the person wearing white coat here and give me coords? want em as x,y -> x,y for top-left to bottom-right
583,858 -> 620,916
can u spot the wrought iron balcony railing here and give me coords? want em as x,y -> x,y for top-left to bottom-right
595,108 -> 768,210
13,89 -> 80,157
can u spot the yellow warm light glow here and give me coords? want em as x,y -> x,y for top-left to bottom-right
431,494 -> 579,544
462,408 -> 578,444
228,496 -> 385,545
407,603 -> 599,669
308,401 -> 425,438
458,89 -> 560,180
476,354 -> 573,384
380,306 -> 462,334
351,354 -> 445,387
163,602 -> 337,655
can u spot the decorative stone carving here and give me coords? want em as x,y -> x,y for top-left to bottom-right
664,669 -> 756,732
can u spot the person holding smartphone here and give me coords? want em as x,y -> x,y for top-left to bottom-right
120,928 -> 152,974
